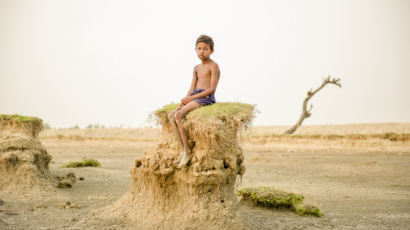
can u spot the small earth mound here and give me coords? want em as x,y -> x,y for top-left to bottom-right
0,114 -> 75,193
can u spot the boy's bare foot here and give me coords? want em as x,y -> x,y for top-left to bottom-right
177,151 -> 192,168
174,151 -> 184,164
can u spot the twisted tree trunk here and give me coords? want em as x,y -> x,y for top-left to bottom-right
284,76 -> 341,134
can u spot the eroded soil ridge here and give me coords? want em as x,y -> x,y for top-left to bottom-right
0,114 -> 74,192
101,103 -> 254,229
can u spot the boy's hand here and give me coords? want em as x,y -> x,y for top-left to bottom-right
181,96 -> 193,105
177,103 -> 183,110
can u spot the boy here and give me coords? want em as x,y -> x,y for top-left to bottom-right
168,35 -> 220,168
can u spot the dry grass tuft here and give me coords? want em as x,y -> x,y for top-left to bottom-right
62,158 -> 101,168
238,186 -> 323,217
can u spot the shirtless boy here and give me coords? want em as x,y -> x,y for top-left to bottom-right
168,35 -> 221,168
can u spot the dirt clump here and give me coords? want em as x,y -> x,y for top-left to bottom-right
56,172 -> 76,188
58,201 -> 79,209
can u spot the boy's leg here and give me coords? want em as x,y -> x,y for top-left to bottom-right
169,107 -> 185,164
174,101 -> 201,167
168,109 -> 183,147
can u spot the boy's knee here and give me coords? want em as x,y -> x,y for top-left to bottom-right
168,111 -> 175,121
175,111 -> 183,122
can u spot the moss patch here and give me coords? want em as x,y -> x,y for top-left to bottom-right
155,102 -> 254,121
62,158 -> 101,168
0,114 -> 44,137
153,102 -> 255,150
154,102 -> 254,132
0,114 -> 43,123
238,186 -> 323,217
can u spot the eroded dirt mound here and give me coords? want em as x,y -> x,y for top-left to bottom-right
0,114 -> 75,192
84,103 -> 254,229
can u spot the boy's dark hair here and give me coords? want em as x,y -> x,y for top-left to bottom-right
196,35 -> 214,50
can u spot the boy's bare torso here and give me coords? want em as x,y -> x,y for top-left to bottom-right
194,60 -> 220,90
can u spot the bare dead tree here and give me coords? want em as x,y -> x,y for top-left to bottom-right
284,76 -> 342,134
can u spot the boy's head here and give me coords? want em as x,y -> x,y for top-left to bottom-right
196,35 -> 214,51
195,35 -> 214,61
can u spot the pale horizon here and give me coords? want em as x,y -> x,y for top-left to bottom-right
1,0 -> 409,128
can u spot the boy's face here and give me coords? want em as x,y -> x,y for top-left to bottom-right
195,42 -> 213,61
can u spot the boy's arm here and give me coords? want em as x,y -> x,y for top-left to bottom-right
185,63 -> 219,101
186,66 -> 198,96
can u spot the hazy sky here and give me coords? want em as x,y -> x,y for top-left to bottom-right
1,0 -> 409,128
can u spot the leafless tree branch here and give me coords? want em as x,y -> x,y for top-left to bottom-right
284,76 -> 341,134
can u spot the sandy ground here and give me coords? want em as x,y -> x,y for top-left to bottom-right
1,123 -> 410,230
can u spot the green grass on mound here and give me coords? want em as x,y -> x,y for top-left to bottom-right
189,102 -> 254,120
155,102 -> 254,120
153,102 -> 254,130
62,158 -> 101,168
153,102 -> 255,145
0,114 -> 44,137
0,114 -> 43,123
238,186 -> 323,217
